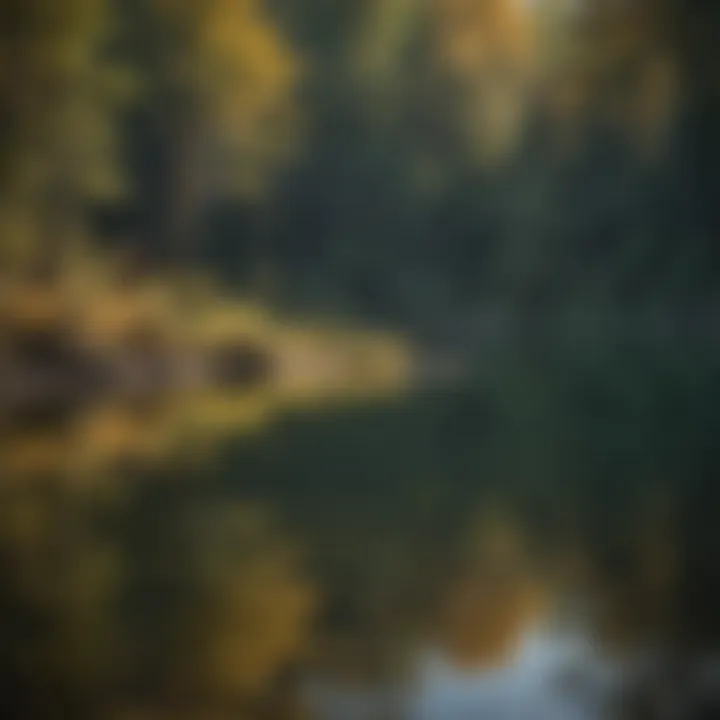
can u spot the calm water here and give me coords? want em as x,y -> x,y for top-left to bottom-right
1,331 -> 719,719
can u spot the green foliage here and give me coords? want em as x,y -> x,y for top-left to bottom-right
1,0 -> 719,312
0,0 -> 129,264
124,0 -> 300,259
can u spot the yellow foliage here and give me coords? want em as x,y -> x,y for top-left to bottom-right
178,502 -> 316,700
404,0 -> 682,163
437,511 -> 550,668
431,0 -> 539,163
0,0 -> 127,259
151,0 -> 301,196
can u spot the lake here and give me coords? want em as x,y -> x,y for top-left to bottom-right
0,327 -> 718,719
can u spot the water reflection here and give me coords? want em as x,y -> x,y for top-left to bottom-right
0,331 -> 719,718
0,483 -> 315,719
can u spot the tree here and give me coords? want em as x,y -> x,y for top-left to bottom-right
0,0 -> 128,268
132,0 -> 300,263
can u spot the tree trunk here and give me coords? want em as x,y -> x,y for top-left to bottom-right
162,102 -> 208,269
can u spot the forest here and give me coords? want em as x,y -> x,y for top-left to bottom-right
1,2 -> 720,719
1,1 -> 718,330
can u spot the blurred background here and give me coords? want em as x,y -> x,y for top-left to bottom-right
0,1 -> 719,718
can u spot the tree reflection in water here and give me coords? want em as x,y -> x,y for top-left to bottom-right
0,333 -> 719,719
